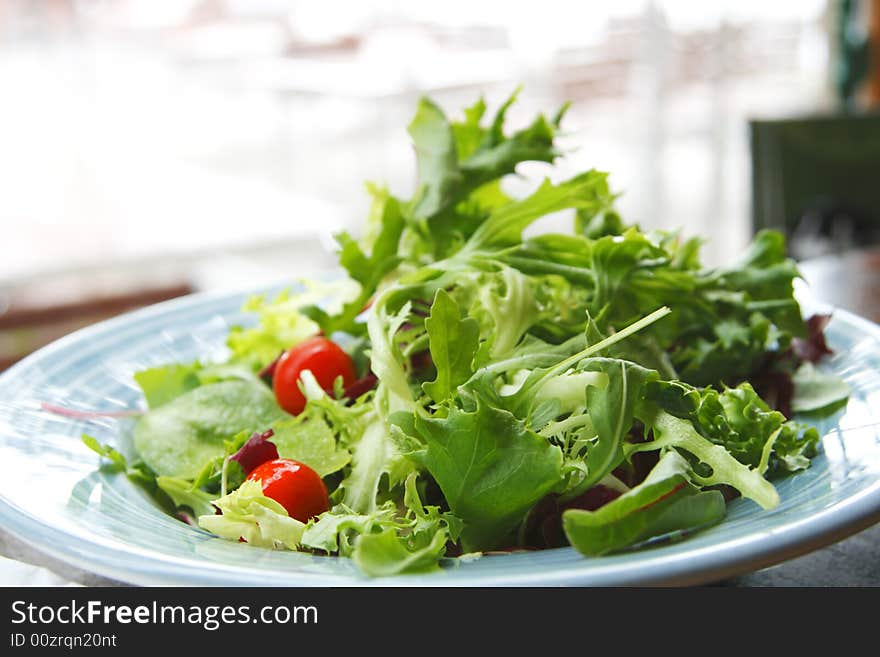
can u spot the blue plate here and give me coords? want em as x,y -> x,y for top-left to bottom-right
0,289 -> 879,586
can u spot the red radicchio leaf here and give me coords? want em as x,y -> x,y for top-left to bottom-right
176,510 -> 200,526
229,429 -> 278,475
792,314 -> 833,363
520,485 -> 623,549
751,366 -> 795,419
343,373 -> 378,402
410,350 -> 433,372
258,352 -> 283,383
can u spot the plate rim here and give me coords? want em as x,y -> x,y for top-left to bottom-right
1,288 -> 880,587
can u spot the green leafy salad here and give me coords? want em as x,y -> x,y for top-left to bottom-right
85,91 -> 849,577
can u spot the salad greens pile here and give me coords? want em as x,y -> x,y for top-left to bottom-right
85,91 -> 849,576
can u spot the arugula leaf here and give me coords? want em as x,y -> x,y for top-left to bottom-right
404,397 -> 563,551
408,97 -> 464,221
563,359 -> 658,498
81,434 -> 128,471
716,230 -> 805,338
133,380 -> 287,479
563,452 -> 725,556
466,173 -> 614,250
409,90 -> 563,222
423,289 -> 480,403
576,204 -> 625,239
451,97 -> 488,160
303,193 -> 405,336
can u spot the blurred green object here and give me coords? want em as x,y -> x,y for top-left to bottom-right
750,112 -> 880,258
835,0 -> 872,107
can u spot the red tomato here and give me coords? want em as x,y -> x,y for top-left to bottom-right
273,337 -> 356,415
246,458 -> 329,522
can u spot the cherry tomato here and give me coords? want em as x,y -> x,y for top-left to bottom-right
246,458 -> 330,522
273,337 -> 356,415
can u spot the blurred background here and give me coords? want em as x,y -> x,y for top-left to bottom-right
2,0 -> 880,370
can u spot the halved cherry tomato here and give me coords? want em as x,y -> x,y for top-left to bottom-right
273,337 -> 356,415
246,458 -> 329,522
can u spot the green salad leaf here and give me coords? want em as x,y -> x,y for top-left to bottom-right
134,362 -> 203,409
423,288 -> 480,404
270,417 -> 351,477
198,480 -> 305,549
632,410 -> 780,509
156,476 -> 216,517
303,474 -> 460,577
563,451 -> 726,556
227,290 -> 321,371
791,362 -> 850,415
403,398 -> 563,551
133,380 -> 287,479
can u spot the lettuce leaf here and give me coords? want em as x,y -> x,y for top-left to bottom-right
300,503 -> 398,555
198,480 -> 305,549
632,410 -> 780,509
270,417 -> 351,477
134,362 -> 202,409
402,397 -> 563,551
353,527 -> 449,577
226,290 -> 321,371
649,379 -> 820,477
303,474 -> 460,577
791,362 -> 850,415
337,410 -> 396,514
352,474 -> 459,576
133,380 -> 287,479
467,266 -> 537,359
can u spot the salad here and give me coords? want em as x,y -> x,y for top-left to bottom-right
85,91 -> 850,577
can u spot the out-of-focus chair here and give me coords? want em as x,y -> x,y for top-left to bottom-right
749,112 -> 880,260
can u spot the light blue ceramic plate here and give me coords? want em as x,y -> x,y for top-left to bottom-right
0,289 -> 879,586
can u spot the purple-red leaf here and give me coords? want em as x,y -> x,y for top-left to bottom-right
343,373 -> 378,402
750,363 -> 795,418
229,429 -> 278,475
258,352 -> 283,383
792,314 -> 833,363
520,485 -> 623,549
